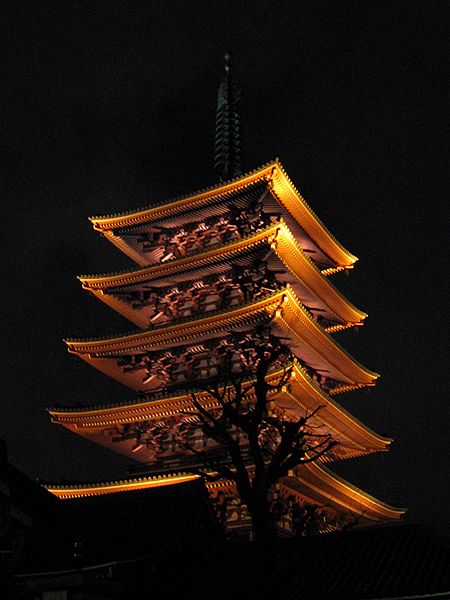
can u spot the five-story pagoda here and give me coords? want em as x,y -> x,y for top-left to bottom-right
47,55 -> 404,536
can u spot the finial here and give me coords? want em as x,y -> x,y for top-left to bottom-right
224,51 -> 232,72
214,52 -> 243,181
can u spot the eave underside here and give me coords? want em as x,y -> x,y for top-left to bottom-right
50,363 -> 389,462
89,161 -> 357,270
45,461 -> 404,524
79,222 -> 365,330
64,288 -> 378,395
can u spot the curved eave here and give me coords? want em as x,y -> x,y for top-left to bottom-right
49,390 -> 212,424
65,286 -> 378,388
45,473 -> 201,499
287,363 -> 390,452
293,462 -> 405,521
79,221 -> 366,329
90,160 -> 357,268
275,221 -> 364,321
65,291 -> 283,352
277,286 -> 378,384
45,464 -> 406,523
270,161 -> 358,267
78,225 -> 282,286
49,363 -> 389,456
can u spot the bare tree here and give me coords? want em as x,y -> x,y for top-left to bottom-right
186,323 -> 338,543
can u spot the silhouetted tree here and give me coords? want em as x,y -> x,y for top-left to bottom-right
186,322 -> 338,543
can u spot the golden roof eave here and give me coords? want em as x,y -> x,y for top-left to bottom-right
78,225 -> 282,286
64,286 -> 378,387
44,464 -> 405,521
49,362 -> 390,457
294,462 -> 405,520
89,160 -> 357,268
78,221 -> 366,328
45,473 -> 201,499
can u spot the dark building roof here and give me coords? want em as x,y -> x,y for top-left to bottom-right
12,484 -> 450,599
16,479 -> 218,574
5,436 -> 449,599
0,439 -> 55,523
269,523 -> 450,600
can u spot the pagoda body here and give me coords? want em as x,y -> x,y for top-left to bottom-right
48,157 -> 404,533
47,58 -> 404,534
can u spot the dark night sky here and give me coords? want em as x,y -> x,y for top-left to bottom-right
1,2 -> 447,532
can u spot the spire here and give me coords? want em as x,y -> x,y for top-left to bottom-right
214,52 -> 243,181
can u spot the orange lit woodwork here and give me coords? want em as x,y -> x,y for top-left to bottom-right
49,159 -> 403,531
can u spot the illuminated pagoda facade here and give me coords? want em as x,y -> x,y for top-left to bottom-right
47,56 -> 404,535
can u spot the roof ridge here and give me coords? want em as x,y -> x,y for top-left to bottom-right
64,287 -> 280,343
89,159 -> 277,222
48,364 -> 287,413
78,222 -> 277,280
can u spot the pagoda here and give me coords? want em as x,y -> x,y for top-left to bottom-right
47,55 -> 404,535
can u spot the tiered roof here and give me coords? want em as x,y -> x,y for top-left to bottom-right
50,362 -> 390,464
65,285 -> 376,393
88,160 -> 357,271
50,158 -> 403,527
45,461 -> 403,524
79,220 -> 366,329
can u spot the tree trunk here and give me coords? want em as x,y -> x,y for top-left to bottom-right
246,492 -> 281,600
247,492 -> 275,544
